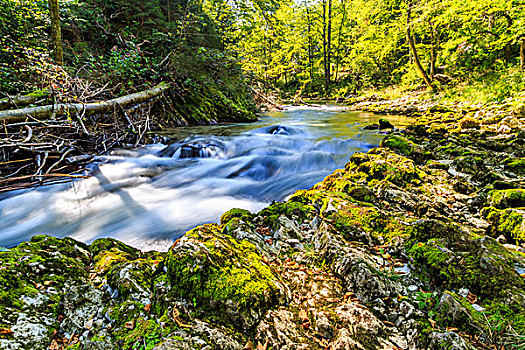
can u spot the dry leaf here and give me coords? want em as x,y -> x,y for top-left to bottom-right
466,292 -> 477,304
299,309 -> 308,322
125,321 -> 135,329
428,318 -> 436,328
262,255 -> 269,265
0,328 -> 13,335
344,292 -> 355,299
144,303 -> 151,312
243,341 -> 253,350
257,341 -> 268,350
383,320 -> 396,327
48,339 -> 60,350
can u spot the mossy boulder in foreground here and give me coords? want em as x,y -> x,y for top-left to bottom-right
165,224 -> 289,332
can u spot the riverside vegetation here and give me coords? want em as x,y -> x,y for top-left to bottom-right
1,98 -> 525,349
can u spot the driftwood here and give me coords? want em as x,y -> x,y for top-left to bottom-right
0,83 -> 170,123
249,86 -> 284,111
0,83 -> 173,191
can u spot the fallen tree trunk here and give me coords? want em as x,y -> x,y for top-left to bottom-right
0,90 -> 50,110
0,83 -> 170,123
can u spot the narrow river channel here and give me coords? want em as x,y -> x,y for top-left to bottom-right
0,106 -> 409,251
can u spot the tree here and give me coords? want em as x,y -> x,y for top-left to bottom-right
48,0 -> 63,65
406,1 -> 434,91
520,36 -> 525,71
321,0 -> 332,92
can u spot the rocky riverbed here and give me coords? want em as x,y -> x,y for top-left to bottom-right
1,99 -> 525,350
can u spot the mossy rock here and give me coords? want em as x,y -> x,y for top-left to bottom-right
380,134 -> 416,156
355,150 -> 425,187
0,235 -> 90,318
458,117 -> 480,129
486,189 -> 525,209
220,208 -> 253,225
451,156 -> 485,175
165,224 -> 287,331
406,123 -> 428,136
90,237 -> 139,260
408,235 -> 525,300
378,118 -> 394,130
435,291 -> 482,331
504,158 -> 525,175
409,219 -> 467,243
259,201 -> 316,229
486,208 -> 525,244
428,105 -> 453,113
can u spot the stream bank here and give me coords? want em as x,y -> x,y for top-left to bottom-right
1,98 -> 525,350
0,80 -> 257,192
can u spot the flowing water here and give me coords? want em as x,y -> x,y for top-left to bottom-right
0,106 -> 409,251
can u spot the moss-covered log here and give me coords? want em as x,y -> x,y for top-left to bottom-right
0,83 -> 170,123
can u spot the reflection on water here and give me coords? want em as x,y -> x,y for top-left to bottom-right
0,106 -> 409,251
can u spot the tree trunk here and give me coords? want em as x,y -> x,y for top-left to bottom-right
406,2 -> 434,92
429,23 -> 437,80
305,2 -> 314,81
520,36 -> 525,71
322,0 -> 328,91
322,0 -> 332,93
326,0 -> 332,91
0,90 -> 50,110
48,0 -> 63,65
334,0 -> 346,82
0,83 -> 170,123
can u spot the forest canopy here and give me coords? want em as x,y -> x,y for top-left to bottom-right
0,0 -> 524,101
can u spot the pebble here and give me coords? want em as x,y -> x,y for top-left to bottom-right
408,285 -> 418,292
458,288 -> 469,297
84,318 -> 93,330
472,304 -> 485,312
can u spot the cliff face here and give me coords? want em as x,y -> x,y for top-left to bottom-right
1,102 -> 524,350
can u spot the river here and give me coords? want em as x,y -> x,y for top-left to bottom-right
0,106 -> 409,251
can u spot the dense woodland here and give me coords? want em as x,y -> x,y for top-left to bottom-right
233,0 -> 525,100
1,0 -> 525,101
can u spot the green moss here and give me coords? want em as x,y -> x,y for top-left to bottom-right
380,135 -> 416,156
408,236 -> 524,300
259,201 -> 316,229
123,317 -> 162,349
504,158 -> 525,175
166,224 -> 283,329
89,237 -> 138,260
435,291 -> 525,342
168,81 -> 257,125
220,208 -> 253,225
93,248 -> 133,275
486,208 -> 525,243
487,189 -> 525,209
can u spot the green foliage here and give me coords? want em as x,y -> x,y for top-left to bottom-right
224,0 -> 525,98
